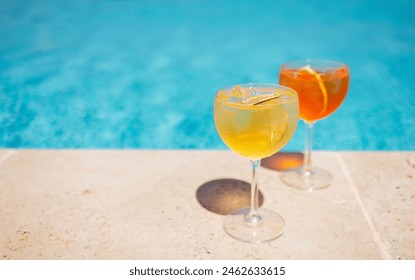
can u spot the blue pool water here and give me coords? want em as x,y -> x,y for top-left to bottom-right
1,0 -> 414,150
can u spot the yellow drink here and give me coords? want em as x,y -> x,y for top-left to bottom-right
214,85 -> 299,160
213,83 -> 299,243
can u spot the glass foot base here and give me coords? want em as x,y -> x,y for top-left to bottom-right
280,166 -> 333,191
223,208 -> 285,243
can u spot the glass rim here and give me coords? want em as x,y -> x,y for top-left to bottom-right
215,83 -> 298,100
280,59 -> 349,74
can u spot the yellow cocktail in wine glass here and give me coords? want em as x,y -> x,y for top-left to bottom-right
214,83 -> 299,243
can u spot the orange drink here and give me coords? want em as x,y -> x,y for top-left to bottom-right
279,64 -> 349,122
278,60 -> 350,191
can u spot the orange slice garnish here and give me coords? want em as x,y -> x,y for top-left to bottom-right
301,65 -> 328,115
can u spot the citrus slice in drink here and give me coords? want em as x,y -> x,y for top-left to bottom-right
243,93 -> 282,105
269,106 -> 289,145
300,65 -> 328,116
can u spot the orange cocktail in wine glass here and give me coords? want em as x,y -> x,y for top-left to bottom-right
279,59 -> 350,191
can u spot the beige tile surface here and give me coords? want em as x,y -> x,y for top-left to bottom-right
0,150 -> 15,165
0,150 -> 412,259
340,152 -> 415,260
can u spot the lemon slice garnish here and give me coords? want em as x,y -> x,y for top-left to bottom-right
269,108 -> 289,145
243,93 -> 282,105
301,65 -> 328,115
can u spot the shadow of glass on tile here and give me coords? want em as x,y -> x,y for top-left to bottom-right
196,178 -> 263,216
261,152 -> 304,171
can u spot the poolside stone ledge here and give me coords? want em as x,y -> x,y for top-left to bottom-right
0,150 -> 414,260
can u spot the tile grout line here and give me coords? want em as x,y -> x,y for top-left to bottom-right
0,150 -> 16,166
336,152 -> 392,260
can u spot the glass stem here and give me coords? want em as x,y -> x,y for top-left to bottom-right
246,159 -> 261,224
304,121 -> 315,175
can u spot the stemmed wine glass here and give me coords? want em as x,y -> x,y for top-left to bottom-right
279,59 -> 350,191
214,83 -> 299,243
